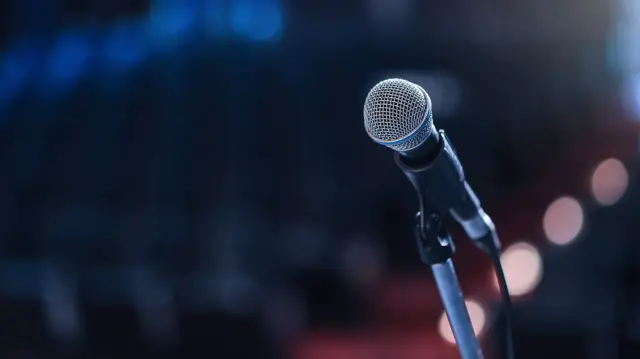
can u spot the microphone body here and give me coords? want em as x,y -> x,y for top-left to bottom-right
395,130 -> 498,253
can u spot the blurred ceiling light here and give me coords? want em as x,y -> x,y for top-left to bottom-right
438,299 -> 486,345
623,74 -> 640,119
613,0 -> 640,73
492,242 -> 543,296
590,158 -> 629,206
613,0 -> 640,119
543,196 -> 584,245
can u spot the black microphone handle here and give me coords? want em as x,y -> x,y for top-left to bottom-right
395,130 -> 500,254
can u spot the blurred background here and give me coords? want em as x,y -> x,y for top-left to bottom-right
0,0 -> 639,358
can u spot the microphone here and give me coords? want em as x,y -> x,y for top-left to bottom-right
363,78 -> 499,254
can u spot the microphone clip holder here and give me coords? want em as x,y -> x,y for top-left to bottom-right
415,211 -> 454,266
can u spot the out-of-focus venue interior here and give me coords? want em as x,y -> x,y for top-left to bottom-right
1,0 -> 640,358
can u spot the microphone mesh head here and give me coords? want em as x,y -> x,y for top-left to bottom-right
363,78 -> 433,151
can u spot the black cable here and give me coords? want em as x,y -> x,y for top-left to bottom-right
489,240 -> 515,359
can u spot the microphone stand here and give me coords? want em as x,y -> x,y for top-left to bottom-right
415,211 -> 484,359
393,131 -> 486,359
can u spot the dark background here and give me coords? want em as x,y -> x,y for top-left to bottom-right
0,0 -> 639,357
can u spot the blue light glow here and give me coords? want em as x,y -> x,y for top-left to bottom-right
0,50 -> 33,103
46,31 -> 93,84
231,0 -> 283,41
626,74 -> 640,118
147,2 -> 198,43
103,21 -> 147,70
203,0 -> 231,37
0,0 -> 287,106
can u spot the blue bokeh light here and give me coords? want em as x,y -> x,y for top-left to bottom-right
231,0 -> 283,41
626,74 -> 640,118
103,20 -> 147,71
147,1 -> 198,45
46,31 -> 93,85
0,0 -> 286,105
203,0 -> 232,38
0,49 -> 34,103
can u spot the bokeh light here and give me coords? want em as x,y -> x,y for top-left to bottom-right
590,158 -> 629,206
0,49 -> 33,103
438,299 -> 486,345
492,242 -> 543,296
46,32 -> 92,84
103,21 -> 147,71
231,1 -> 283,41
543,196 -> 584,245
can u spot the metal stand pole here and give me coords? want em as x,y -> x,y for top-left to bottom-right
416,213 -> 484,359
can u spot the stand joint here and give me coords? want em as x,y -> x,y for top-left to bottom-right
416,212 -> 455,265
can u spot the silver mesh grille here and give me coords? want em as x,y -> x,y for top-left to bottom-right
363,78 -> 432,151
